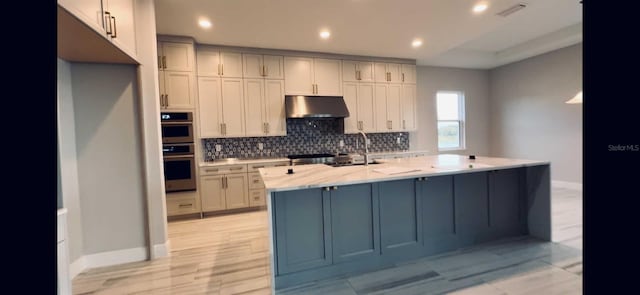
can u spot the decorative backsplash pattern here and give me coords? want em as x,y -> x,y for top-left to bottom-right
201,119 -> 410,160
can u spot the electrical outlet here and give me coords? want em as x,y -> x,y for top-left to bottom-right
397,137 -> 401,144
366,139 -> 371,145
215,144 -> 222,152
339,140 -> 344,148
258,143 -> 264,150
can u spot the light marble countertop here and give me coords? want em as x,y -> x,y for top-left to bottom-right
260,154 -> 549,192
199,157 -> 289,167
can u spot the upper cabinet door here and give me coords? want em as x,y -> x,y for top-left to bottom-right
263,55 -> 284,79
342,60 -> 359,82
401,64 -> 416,84
265,80 -> 286,136
401,84 -> 417,131
220,78 -> 246,137
284,57 -> 314,95
387,63 -> 402,83
162,42 -> 194,72
358,83 -> 377,132
243,79 -> 266,137
387,84 -> 402,131
242,54 -> 263,79
374,84 -> 389,132
196,49 -> 221,76
374,63 -> 388,83
197,77 -> 223,138
220,52 -> 243,78
104,0 -> 136,57
313,58 -> 342,96
58,0 -> 105,35
357,62 -> 375,82
164,71 -> 195,109
342,82 -> 359,133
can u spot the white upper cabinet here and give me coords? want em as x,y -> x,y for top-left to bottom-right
284,57 -> 314,95
158,42 -> 195,72
401,64 -> 417,84
243,54 -> 284,79
342,83 -> 359,133
196,48 -> 242,77
401,84 -> 417,131
197,77 -> 223,138
374,63 -> 402,83
284,57 -> 342,95
58,0 -> 136,58
375,83 -> 402,132
161,71 -> 195,109
244,79 -> 286,137
342,61 -> 375,82
343,82 -> 377,133
197,77 -> 246,138
58,0 -> 105,34
103,0 -> 136,56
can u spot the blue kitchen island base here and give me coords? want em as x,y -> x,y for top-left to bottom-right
268,164 -> 551,290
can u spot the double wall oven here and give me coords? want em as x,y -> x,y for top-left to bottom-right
161,112 -> 196,192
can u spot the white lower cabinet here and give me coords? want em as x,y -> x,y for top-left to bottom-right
166,190 -> 202,216
200,165 -> 248,212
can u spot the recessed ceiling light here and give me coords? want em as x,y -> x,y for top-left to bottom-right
198,19 -> 212,29
411,39 -> 423,48
319,30 -> 331,39
473,3 -> 489,13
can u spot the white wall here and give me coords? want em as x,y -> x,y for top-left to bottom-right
489,43 -> 582,183
57,58 -> 85,263
71,63 -> 148,255
411,66 -> 490,156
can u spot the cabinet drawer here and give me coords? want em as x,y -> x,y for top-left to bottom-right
247,161 -> 289,172
248,172 -> 265,189
166,192 -> 201,216
249,189 -> 266,206
200,164 -> 247,175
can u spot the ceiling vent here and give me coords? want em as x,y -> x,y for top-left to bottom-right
496,3 -> 527,17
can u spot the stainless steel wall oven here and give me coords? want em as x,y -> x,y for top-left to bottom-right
161,112 -> 196,192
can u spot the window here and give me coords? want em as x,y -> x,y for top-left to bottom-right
436,91 -> 465,150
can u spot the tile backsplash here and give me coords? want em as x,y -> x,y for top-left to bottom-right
201,119 -> 410,160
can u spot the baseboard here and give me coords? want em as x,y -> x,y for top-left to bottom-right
153,240 -> 171,258
552,180 -> 582,191
69,256 -> 86,279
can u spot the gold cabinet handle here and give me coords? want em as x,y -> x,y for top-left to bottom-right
164,94 -> 169,107
402,73 -> 405,82
222,176 -> 227,189
205,169 -> 219,173
179,203 -> 192,208
162,56 -> 166,69
158,56 -> 162,69
265,65 -> 268,77
218,64 -> 221,75
111,15 -> 117,38
266,122 -> 270,133
230,167 -> 243,171
104,11 -> 112,35
159,94 -> 163,107
220,123 -> 224,135
356,70 -> 361,80
221,64 -> 224,75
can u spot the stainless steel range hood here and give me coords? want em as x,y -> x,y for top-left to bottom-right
285,95 -> 350,118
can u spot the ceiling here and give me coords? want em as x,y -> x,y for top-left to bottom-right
154,0 -> 582,69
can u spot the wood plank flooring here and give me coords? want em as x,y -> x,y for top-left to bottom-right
72,186 -> 582,294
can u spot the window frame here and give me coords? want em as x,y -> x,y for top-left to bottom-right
436,91 -> 466,151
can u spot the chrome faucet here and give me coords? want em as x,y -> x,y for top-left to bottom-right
358,131 -> 369,166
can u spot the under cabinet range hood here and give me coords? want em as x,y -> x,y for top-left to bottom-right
285,95 -> 350,118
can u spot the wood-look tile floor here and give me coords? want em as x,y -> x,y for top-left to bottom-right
72,186 -> 582,294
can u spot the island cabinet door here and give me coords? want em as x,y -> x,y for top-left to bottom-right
419,175 -> 457,256
454,172 -> 490,246
330,183 -> 380,263
488,168 -> 525,238
378,179 -> 423,260
274,188 -> 332,275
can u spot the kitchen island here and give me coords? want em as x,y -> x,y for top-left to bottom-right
259,154 -> 551,290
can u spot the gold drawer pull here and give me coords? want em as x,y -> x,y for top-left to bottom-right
230,167 -> 244,171
179,204 -> 192,208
